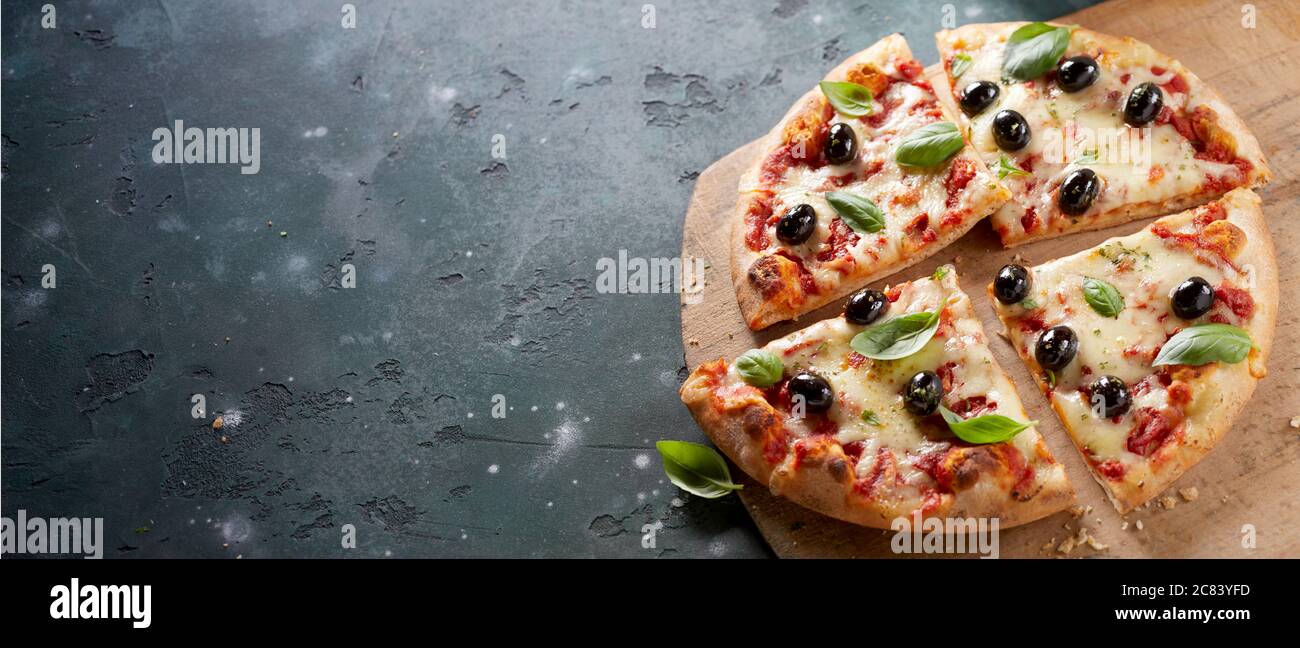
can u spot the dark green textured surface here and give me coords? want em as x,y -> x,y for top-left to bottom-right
1,0 -> 1095,558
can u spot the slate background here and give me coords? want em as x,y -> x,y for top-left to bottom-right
1,0 -> 1094,558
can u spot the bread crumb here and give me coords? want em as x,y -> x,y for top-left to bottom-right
1121,521 -> 1129,531
1291,415 -> 1300,428
1086,535 -> 1109,551
1057,537 -> 1076,554
1160,496 -> 1177,510
219,435 -> 230,444
1179,487 -> 1199,502
212,416 -> 224,430
1135,520 -> 1144,531
1069,505 -> 1086,518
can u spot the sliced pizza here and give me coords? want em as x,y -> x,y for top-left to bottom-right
683,265 -> 1074,528
936,22 -> 1271,247
989,188 -> 1276,513
734,33 -> 1010,330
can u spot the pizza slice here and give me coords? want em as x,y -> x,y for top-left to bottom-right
682,265 -> 1074,528
936,22 -> 1271,247
989,188 -> 1276,513
734,33 -> 1010,330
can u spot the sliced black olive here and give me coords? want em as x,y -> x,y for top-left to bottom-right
1058,168 -> 1100,216
994,264 -> 1031,304
903,370 -> 943,416
1035,325 -> 1078,372
789,371 -> 834,413
1088,375 -> 1132,418
845,288 -> 888,325
1170,276 -> 1215,319
775,203 -> 817,245
959,80 -> 1000,116
824,123 -> 858,165
992,109 -> 1031,151
1124,82 -> 1163,126
1057,56 -> 1100,93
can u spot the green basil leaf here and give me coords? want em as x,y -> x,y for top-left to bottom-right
950,53 -> 973,79
656,440 -> 743,498
1002,22 -> 1072,81
894,121 -> 964,168
849,311 -> 940,360
735,349 -> 784,387
1019,297 -> 1039,309
1082,277 -> 1124,318
1152,324 -> 1253,367
939,405 -> 1035,444
825,191 -> 886,234
860,410 -> 882,426
931,266 -> 950,281
996,155 -> 1030,179
819,80 -> 874,117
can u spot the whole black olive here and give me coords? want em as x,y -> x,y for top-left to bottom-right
994,264 -> 1031,304
845,288 -> 888,325
1058,168 -> 1100,216
1124,82 -> 1164,126
775,204 -> 817,245
1057,56 -> 1100,93
789,371 -> 834,413
1170,276 -> 1215,319
824,123 -> 858,165
1088,375 -> 1132,418
992,109 -> 1031,151
959,80 -> 1000,116
1035,325 -> 1078,372
904,370 -> 943,416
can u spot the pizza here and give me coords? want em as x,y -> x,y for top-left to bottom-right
989,188 -> 1276,513
936,22 -> 1271,247
734,33 -> 1010,330
681,265 -> 1074,528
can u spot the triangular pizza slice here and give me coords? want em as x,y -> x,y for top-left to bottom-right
683,265 -> 1074,528
937,22 -> 1271,247
734,34 -> 1010,330
989,188 -> 1276,512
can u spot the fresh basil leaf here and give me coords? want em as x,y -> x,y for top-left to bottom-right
1074,150 -> 1099,165
1152,324 -> 1253,367
861,410 -> 882,426
825,191 -> 886,234
1082,277 -> 1124,318
951,53 -> 973,79
894,121 -> 964,168
939,405 -> 1035,444
849,311 -> 940,360
1002,22 -> 1072,81
1019,297 -> 1039,309
996,155 -> 1030,179
656,440 -> 743,498
735,349 -> 783,387
819,80 -> 874,117
932,266 -> 950,281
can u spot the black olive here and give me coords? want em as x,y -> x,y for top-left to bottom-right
789,371 -> 834,413
1124,82 -> 1163,126
904,371 -> 943,416
1056,56 -> 1100,93
959,80 -> 1000,116
994,264 -> 1031,304
824,123 -> 858,165
1088,375 -> 1132,418
992,109 -> 1031,151
1058,168 -> 1100,216
1170,276 -> 1215,319
1035,325 -> 1078,372
775,203 -> 817,245
845,288 -> 888,325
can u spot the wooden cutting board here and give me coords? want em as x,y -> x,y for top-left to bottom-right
679,0 -> 1300,558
